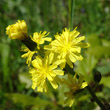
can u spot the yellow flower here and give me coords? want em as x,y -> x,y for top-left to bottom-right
29,53 -> 65,92
45,27 -> 90,69
6,20 -> 27,40
21,31 -> 51,66
63,74 -> 87,107
21,46 -> 37,66
32,31 -> 51,49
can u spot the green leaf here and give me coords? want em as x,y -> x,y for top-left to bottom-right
97,65 -> 110,75
57,84 -> 67,105
87,34 -> 101,47
87,46 -> 110,59
18,72 -> 32,89
100,76 -> 110,88
75,55 -> 98,83
5,93 -> 53,108
102,39 -> 110,47
0,43 -> 10,83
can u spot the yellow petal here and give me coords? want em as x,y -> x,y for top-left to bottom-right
60,62 -> 66,69
69,53 -> 76,63
43,37 -> 52,41
73,36 -> 85,43
81,82 -> 88,88
49,52 -> 54,64
50,72 -> 56,77
60,52 -> 67,58
29,68 -> 35,74
32,82 -> 36,90
21,52 -> 29,58
76,43 -> 90,48
49,64 -> 57,70
71,30 -> 80,38
69,99 -> 74,107
73,53 -> 83,60
70,47 -> 81,53
32,59 -> 41,68
37,86 -> 43,92
36,56 -> 42,66
54,59 -> 65,65
50,80 -> 58,89
66,57 -> 73,68
44,45 -> 52,50
53,70 -> 64,75
47,74 -> 53,81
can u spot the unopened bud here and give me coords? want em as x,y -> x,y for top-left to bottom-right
93,69 -> 101,83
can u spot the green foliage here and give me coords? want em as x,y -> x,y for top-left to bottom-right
0,0 -> 110,110
18,72 -> 32,89
100,77 -> 110,88
1,43 -> 10,81
75,55 -> 98,83
5,93 -> 54,109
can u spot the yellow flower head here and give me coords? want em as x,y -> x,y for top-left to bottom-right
29,53 -> 65,92
32,31 -> 51,49
63,74 -> 87,107
21,46 -> 37,66
21,31 -> 51,66
45,27 -> 90,68
6,20 -> 27,40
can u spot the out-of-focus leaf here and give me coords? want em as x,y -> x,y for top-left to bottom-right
57,85 -> 66,105
97,58 -> 110,75
5,93 -> 54,108
43,83 -> 55,101
76,94 -> 90,102
87,34 -> 101,47
81,102 -> 95,110
57,75 -> 68,106
100,76 -> 110,88
87,34 -> 110,59
87,46 -> 110,59
1,43 -> 10,83
75,55 -> 98,83
102,39 -> 110,47
0,43 -> 4,52
97,65 -> 110,75
18,72 -> 32,89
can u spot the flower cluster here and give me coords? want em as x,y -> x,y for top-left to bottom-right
6,20 -> 90,107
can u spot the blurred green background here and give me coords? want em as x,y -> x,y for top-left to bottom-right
0,0 -> 110,110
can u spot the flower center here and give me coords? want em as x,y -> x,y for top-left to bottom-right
41,66 -> 49,75
63,43 -> 71,52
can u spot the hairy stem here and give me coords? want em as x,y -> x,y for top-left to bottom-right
21,36 -> 37,51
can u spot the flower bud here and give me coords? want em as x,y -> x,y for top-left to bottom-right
93,69 -> 101,83
6,20 -> 27,40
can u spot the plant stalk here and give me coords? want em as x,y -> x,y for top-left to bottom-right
69,0 -> 75,30
21,36 -> 37,51
87,86 -> 107,110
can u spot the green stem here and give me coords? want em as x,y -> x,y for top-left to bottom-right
69,0 -> 75,30
87,86 -> 107,110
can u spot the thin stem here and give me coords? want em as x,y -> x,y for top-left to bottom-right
87,86 -> 107,110
69,0 -> 75,30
